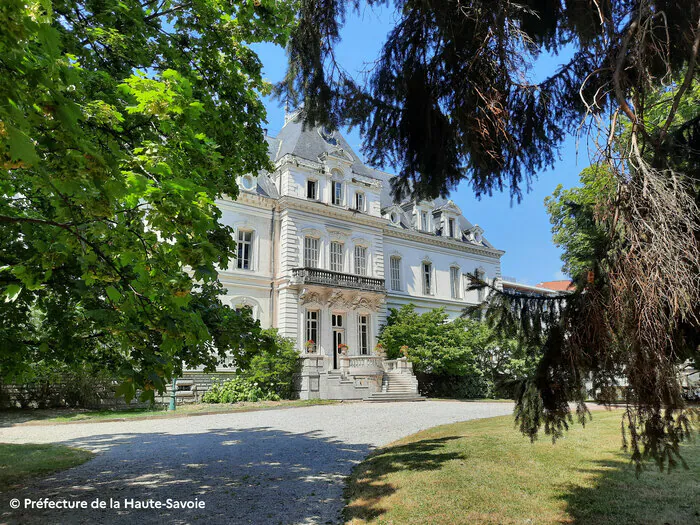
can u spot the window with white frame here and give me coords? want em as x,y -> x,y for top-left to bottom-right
306,179 -> 318,200
450,267 -> 461,299
358,314 -> 369,355
330,241 -> 344,272
390,256 -> 401,291
355,192 -> 365,211
449,218 -> 456,238
354,246 -> 367,276
332,181 -> 343,205
304,237 -> 320,268
421,211 -> 429,231
237,230 -> 253,270
423,262 -> 433,295
305,310 -> 319,349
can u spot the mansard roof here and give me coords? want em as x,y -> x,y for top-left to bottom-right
267,112 -> 379,180
264,117 -> 498,251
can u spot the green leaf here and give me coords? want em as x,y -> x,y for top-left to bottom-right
4,284 -> 22,303
105,285 -> 122,302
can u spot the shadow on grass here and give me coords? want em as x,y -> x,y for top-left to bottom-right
343,436 -> 464,522
560,453 -> 700,525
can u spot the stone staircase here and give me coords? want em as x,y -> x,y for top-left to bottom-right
365,370 -> 425,402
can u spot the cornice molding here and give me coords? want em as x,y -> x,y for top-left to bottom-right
383,227 -> 505,258
277,196 -> 388,228
218,193 -> 276,210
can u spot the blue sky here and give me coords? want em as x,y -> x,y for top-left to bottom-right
252,5 -> 588,285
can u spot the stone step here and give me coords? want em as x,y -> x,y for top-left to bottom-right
365,392 -> 425,402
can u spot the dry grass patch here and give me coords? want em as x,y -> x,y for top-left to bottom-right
344,410 -> 699,525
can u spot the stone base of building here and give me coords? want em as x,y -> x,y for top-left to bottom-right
295,354 -> 421,401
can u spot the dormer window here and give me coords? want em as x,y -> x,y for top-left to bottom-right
332,181 -> 343,206
355,192 -> 365,211
307,179 -> 318,200
448,218 -> 455,238
390,212 -> 399,224
421,211 -> 429,231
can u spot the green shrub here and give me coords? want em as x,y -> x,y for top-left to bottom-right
243,329 -> 300,399
379,305 -> 534,399
202,376 -> 280,404
415,372 -> 491,399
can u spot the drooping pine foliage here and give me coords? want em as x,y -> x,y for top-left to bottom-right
280,0 -> 699,201
283,0 -> 700,470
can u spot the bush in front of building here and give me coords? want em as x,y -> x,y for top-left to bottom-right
201,376 -> 280,403
378,305 -> 531,399
203,328 -> 300,403
242,329 -> 300,399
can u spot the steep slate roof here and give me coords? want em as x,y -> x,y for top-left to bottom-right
268,113 -> 379,180
264,114 -> 498,250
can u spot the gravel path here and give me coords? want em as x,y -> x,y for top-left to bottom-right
0,401 -> 513,524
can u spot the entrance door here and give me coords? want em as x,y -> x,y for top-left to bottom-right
332,313 -> 345,369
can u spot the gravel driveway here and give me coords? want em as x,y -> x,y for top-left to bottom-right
0,401 -> 513,524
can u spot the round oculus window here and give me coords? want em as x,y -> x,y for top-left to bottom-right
241,176 -> 255,190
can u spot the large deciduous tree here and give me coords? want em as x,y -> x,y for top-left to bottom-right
282,0 -> 700,468
0,0 -> 295,401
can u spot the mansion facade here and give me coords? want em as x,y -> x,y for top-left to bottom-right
212,112 -> 505,400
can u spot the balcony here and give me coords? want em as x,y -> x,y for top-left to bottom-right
291,267 -> 385,293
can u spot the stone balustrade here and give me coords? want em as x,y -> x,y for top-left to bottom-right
291,267 -> 385,292
383,357 -> 413,373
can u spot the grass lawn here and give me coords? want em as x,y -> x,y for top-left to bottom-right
0,398 -> 340,426
344,410 -> 700,525
0,444 -> 94,491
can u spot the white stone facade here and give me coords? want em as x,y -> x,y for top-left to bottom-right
213,115 -> 505,399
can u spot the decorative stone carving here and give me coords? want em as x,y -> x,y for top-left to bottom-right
299,288 -> 322,305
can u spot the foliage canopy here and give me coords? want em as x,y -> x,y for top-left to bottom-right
0,0 -> 296,400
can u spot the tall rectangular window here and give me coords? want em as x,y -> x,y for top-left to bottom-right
354,246 -> 367,276
305,310 -> 318,348
237,230 -> 253,270
449,218 -> 455,238
421,211 -> 428,231
476,269 -> 486,302
358,315 -> 369,355
390,256 -> 401,291
332,181 -> 343,205
304,237 -> 319,268
451,267 -> 461,299
306,179 -> 317,200
330,241 -> 344,272
355,192 -> 365,211
423,262 -> 432,295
